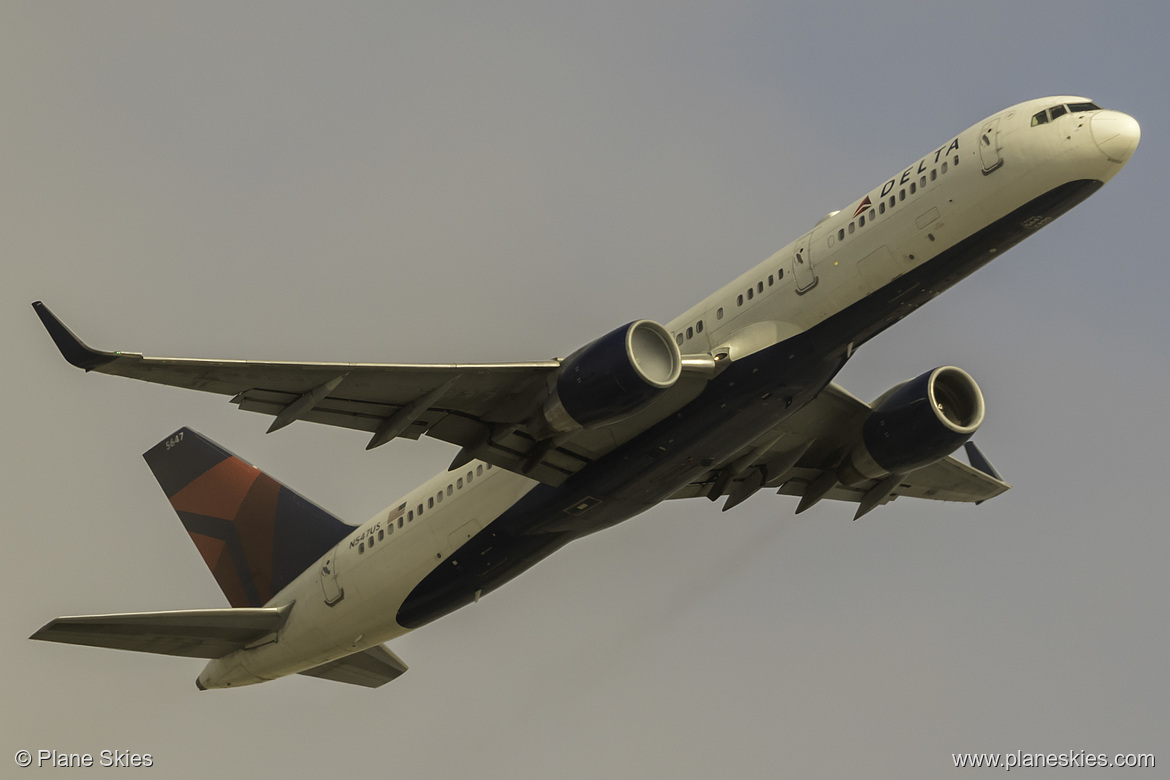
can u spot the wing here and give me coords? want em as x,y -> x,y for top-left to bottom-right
33,302 -> 712,486
669,383 -> 1010,518
298,644 -> 408,688
29,605 -> 291,659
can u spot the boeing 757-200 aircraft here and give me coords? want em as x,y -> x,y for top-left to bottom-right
31,96 -> 1138,689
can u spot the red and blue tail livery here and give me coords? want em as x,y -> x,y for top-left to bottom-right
143,429 -> 351,608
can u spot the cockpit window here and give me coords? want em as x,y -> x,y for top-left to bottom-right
1066,101 -> 1101,113
1049,104 -> 1068,120
1031,110 -> 1049,127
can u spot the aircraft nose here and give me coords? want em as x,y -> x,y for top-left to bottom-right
1090,110 -> 1140,164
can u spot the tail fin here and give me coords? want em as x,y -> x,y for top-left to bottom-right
143,428 -> 352,607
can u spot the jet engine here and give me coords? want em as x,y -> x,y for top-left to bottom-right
542,320 -> 682,432
838,366 -> 984,485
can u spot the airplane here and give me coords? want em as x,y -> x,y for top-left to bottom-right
30,96 -> 1139,689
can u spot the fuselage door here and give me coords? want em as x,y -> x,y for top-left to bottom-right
320,547 -> 344,606
792,234 -> 817,293
978,117 -> 1003,174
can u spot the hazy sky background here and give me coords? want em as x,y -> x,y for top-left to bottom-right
3,2 -> 1166,777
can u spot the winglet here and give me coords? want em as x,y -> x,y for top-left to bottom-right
964,441 -> 1004,481
31,301 -> 116,371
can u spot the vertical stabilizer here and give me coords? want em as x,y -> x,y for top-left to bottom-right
143,429 -> 351,607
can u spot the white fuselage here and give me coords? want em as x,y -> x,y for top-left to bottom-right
199,96 -> 1137,688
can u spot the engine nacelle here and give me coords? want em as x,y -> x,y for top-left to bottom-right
838,366 -> 985,485
543,320 -> 682,431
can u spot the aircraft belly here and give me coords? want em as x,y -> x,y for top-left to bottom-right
396,178 -> 1106,631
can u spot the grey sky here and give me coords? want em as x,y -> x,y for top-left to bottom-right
3,2 -> 1167,777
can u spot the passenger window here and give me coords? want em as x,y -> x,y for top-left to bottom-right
838,228 -> 845,240
868,208 -> 875,220
401,516 -> 407,527
436,491 -> 443,503
848,222 -> 855,234
747,288 -> 753,300
477,465 -> 484,476
378,529 -> 384,541
737,294 -> 743,306
899,188 -> 906,201
716,307 -> 724,319
879,202 -> 885,214
359,542 -> 364,553
930,169 -> 937,181
696,320 -> 703,333
447,485 -> 453,496
941,161 -> 948,173
686,326 -> 693,339
910,182 -> 917,194
858,215 -> 865,227
467,471 -> 473,482
757,281 -> 763,293
953,155 -> 959,166
889,197 -> 896,208
416,504 -> 422,516
920,176 -> 926,188
768,274 -> 774,286
428,497 -> 434,509
676,333 -> 683,346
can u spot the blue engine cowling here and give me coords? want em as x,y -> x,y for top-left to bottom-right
839,366 -> 985,485
543,320 -> 682,431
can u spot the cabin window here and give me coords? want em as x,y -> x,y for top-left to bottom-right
467,470 -> 473,482
920,176 -> 927,188
359,542 -> 365,553
447,485 -> 453,496
685,326 -> 692,339
930,169 -> 937,181
676,333 -> 683,346
838,228 -> 845,240
436,491 -> 443,504
737,294 -> 743,306
858,215 -> 865,227
868,208 -> 875,220
378,529 -> 384,541
757,281 -> 764,293
953,155 -> 959,166
848,222 -> 855,234
879,202 -> 885,215
428,497 -> 434,509
477,465 -> 484,475
388,523 -> 393,534
746,288 -> 753,300
767,274 -> 773,286
716,307 -> 724,320
401,515 -> 406,527
889,196 -> 896,208
910,182 -> 917,194
941,161 -> 948,174
457,477 -> 463,489
899,188 -> 906,201
778,268 -> 784,279
696,320 -> 703,333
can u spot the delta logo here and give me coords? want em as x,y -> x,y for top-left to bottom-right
852,196 -> 872,219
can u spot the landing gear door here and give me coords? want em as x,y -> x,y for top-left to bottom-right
321,547 -> 344,606
792,233 -> 817,293
979,117 -> 1003,174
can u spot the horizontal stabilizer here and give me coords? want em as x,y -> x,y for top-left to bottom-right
30,605 -> 291,659
298,644 -> 408,688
